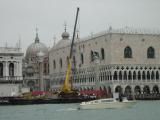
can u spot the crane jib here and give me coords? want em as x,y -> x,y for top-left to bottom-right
70,7 -> 79,59
60,7 -> 80,93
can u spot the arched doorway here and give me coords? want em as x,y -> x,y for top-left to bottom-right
124,86 -> 132,96
115,86 -> 123,94
134,86 -> 141,95
143,86 -> 150,94
152,85 -> 159,94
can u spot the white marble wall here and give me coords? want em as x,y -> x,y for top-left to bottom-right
0,47 -> 23,80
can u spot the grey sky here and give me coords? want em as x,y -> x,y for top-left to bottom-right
0,0 -> 160,52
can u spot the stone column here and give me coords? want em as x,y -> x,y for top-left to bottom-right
14,62 -> 17,77
122,71 -> 124,83
117,71 -> 119,83
19,61 -> 22,79
4,62 -> 9,77
2,62 -> 5,77
131,71 -> 133,83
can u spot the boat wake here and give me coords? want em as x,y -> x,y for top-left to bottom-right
56,108 -> 77,112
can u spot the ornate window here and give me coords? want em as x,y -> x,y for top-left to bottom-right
53,60 -> 56,69
124,46 -> 132,58
90,50 -> 94,62
9,63 -> 14,76
59,58 -> 62,68
81,53 -> 84,64
101,48 -> 105,60
147,47 -> 155,58
0,63 -> 3,77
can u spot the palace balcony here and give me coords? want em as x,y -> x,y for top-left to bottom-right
0,76 -> 23,83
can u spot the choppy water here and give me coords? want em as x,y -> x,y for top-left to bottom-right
0,101 -> 160,120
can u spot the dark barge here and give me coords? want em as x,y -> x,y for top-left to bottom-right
0,96 -> 96,105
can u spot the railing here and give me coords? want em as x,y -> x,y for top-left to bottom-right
0,76 -> 23,83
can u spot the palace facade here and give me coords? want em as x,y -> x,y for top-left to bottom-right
49,28 -> 160,97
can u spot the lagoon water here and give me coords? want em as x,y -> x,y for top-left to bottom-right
0,101 -> 160,120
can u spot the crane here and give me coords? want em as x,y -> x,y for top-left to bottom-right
59,7 -> 79,97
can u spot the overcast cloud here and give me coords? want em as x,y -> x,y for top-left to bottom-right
0,0 -> 160,52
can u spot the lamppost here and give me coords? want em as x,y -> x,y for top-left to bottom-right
37,51 -> 44,91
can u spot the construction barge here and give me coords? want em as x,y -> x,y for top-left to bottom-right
0,95 -> 96,105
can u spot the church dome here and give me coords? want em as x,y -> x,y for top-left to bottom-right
51,30 -> 70,50
61,31 -> 70,39
25,33 -> 48,61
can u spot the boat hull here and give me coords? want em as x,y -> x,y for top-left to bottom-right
79,100 -> 137,110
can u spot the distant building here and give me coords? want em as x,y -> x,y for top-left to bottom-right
23,31 -> 49,91
49,27 -> 160,97
0,46 -> 23,97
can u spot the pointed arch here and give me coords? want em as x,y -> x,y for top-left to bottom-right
156,71 -> 159,80
119,71 -> 122,80
113,71 -> 117,80
115,86 -> 123,94
142,71 -> 145,80
134,86 -> 141,95
124,86 -> 132,96
143,85 -> 150,94
124,46 -> 132,58
151,71 -> 154,80
147,71 -> 150,80
138,71 -> 141,80
124,71 -> 127,80
153,85 -> 159,94
133,71 -> 136,80
128,71 -> 132,80
147,47 -> 155,58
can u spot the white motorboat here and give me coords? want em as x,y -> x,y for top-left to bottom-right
79,98 -> 137,110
